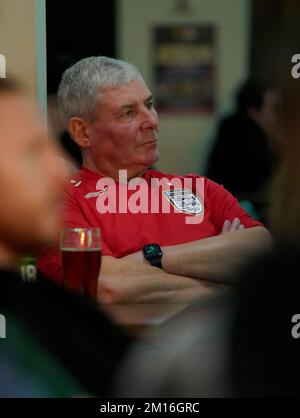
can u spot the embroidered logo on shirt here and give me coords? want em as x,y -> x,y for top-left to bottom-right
163,189 -> 203,215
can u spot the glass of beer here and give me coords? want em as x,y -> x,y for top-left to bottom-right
60,228 -> 102,299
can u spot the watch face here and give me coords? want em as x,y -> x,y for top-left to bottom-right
144,244 -> 162,259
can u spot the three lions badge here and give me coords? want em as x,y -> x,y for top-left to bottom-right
163,188 -> 203,215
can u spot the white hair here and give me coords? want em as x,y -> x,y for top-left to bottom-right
57,56 -> 146,126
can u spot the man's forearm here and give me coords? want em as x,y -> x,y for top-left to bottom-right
162,226 -> 272,284
98,256 -> 231,304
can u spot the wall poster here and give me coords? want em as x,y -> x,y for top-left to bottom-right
153,24 -> 216,114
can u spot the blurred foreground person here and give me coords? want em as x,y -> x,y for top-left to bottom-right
0,79 -> 131,397
116,292 -> 235,397
231,246 -> 300,397
231,77 -> 300,397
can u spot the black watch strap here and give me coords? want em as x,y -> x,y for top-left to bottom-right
143,244 -> 163,269
150,257 -> 162,269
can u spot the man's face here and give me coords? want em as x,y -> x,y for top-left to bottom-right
0,92 -> 66,255
85,80 -> 159,176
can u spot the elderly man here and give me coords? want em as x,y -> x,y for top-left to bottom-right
0,78 -> 130,396
38,56 -> 272,304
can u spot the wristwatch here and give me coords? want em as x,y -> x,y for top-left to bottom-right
142,243 -> 163,269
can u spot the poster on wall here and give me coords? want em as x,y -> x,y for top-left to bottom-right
153,24 -> 216,114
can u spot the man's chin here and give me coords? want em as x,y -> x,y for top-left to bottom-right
146,150 -> 159,167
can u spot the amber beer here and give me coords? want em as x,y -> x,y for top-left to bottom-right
60,228 -> 101,299
62,248 -> 101,298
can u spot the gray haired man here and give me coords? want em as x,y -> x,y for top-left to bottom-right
38,56 -> 272,305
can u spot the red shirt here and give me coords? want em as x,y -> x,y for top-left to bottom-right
38,167 -> 262,283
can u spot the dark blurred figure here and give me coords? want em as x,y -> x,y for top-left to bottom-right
206,78 -> 281,222
116,292 -> 236,397
0,79 -> 131,397
47,55 -> 82,167
231,74 -> 300,397
231,245 -> 300,397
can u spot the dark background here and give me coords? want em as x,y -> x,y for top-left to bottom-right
46,0 -> 116,94
46,0 -> 300,94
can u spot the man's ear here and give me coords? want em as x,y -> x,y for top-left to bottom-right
68,117 -> 90,148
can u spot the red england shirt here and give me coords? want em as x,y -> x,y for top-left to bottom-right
38,167 -> 262,283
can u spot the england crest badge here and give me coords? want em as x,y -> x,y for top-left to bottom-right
163,188 -> 203,215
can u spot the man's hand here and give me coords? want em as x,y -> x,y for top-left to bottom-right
161,226 -> 272,284
220,217 -> 245,234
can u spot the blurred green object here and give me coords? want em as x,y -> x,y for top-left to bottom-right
19,256 -> 37,283
238,200 -> 259,221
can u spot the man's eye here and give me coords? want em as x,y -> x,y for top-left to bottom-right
124,110 -> 135,117
146,101 -> 154,109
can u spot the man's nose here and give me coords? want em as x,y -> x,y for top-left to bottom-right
141,109 -> 158,130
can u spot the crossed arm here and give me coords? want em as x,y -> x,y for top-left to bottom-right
98,220 -> 272,304
99,258 -> 229,304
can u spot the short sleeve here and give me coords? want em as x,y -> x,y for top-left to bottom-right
205,177 -> 264,233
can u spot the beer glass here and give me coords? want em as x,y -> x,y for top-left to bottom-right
60,228 -> 101,299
